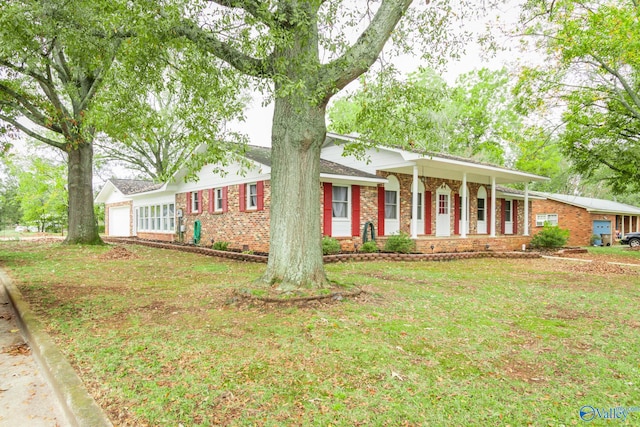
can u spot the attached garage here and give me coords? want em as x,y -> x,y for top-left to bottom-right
108,206 -> 131,237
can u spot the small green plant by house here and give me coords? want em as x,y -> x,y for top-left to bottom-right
530,223 -> 570,249
212,241 -> 230,251
383,232 -> 416,253
322,236 -> 341,255
359,241 -> 379,253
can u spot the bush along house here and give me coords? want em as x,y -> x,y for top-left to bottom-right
95,133 -> 550,254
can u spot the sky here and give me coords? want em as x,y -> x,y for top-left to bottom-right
232,1 -> 529,147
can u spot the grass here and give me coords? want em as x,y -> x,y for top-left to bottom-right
1,241 -> 639,426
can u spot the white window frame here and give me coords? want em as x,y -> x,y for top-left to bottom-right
505,200 -> 513,222
331,185 -> 350,220
191,191 -> 200,213
536,213 -> 558,227
136,203 -> 176,233
247,183 -> 258,210
215,188 -> 223,212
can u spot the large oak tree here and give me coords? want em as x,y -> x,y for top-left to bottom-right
169,0 -> 487,290
0,0 -> 133,244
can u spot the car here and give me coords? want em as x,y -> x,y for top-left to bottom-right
620,231 -> 640,248
14,225 -> 27,233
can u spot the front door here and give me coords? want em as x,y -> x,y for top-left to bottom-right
477,187 -> 487,234
436,186 -> 451,237
504,200 -> 513,234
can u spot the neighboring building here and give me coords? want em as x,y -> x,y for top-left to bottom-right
531,193 -> 640,246
95,133 -> 549,253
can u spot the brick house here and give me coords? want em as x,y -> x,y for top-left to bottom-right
96,133 -> 549,253
530,193 -> 640,246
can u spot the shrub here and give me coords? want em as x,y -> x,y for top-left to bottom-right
589,234 -> 602,246
322,236 -> 341,255
359,241 -> 379,253
212,241 -> 230,251
530,223 -> 570,249
384,232 -> 416,253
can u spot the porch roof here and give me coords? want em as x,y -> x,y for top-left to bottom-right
325,133 -> 549,185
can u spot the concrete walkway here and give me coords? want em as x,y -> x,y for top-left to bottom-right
0,270 -> 112,427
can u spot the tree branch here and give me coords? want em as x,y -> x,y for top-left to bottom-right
592,54 -> 640,118
0,83 -> 62,132
0,113 -> 65,149
173,19 -> 270,78
321,0 -> 412,100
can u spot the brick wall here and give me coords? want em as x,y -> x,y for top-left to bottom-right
178,183 -> 272,253
125,173 -> 534,253
530,199 -> 611,246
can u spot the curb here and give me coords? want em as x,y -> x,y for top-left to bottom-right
0,269 -> 113,427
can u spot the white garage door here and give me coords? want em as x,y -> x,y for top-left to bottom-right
108,206 -> 131,237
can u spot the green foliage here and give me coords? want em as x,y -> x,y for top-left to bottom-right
359,241 -> 379,253
383,232 -> 416,253
322,236 -> 341,255
529,223 -> 570,249
328,67 -> 523,165
212,241 -> 230,251
518,0 -> 640,195
589,234 -> 602,246
11,157 -> 67,231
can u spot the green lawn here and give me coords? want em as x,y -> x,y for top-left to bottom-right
1,241 -> 639,426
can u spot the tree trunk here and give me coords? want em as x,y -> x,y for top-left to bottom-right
64,142 -> 102,245
260,95 -> 329,290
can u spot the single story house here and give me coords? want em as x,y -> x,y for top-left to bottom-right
95,133 -> 550,253
530,193 -> 640,246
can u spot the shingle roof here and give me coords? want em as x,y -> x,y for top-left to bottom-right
109,179 -> 163,195
245,145 -> 382,180
538,193 -> 640,215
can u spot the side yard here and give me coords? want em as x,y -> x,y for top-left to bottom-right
0,241 -> 639,426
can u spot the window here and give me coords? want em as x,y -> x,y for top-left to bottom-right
385,190 -> 397,219
505,200 -> 512,222
136,203 -> 176,233
332,186 -> 349,218
478,198 -> 485,221
438,194 -> 448,215
411,193 -> 423,220
215,188 -> 223,212
536,213 -> 558,227
191,191 -> 199,213
247,183 -> 258,209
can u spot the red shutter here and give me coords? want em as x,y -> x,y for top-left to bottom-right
197,190 -> 203,213
377,186 -> 385,236
208,188 -> 214,213
501,199 -> 506,234
257,181 -> 264,211
186,192 -> 192,214
222,186 -> 228,213
351,185 -> 360,237
323,183 -> 332,236
513,200 -> 518,235
424,191 -> 432,235
454,193 -> 460,235
487,196 -> 492,234
238,184 -> 245,212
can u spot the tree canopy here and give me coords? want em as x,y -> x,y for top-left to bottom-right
517,0 -> 640,194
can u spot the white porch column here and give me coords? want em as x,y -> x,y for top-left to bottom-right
461,172 -> 468,238
524,183 -> 530,236
411,165 -> 418,239
622,215 -> 625,238
637,215 -> 640,232
490,176 -> 496,237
